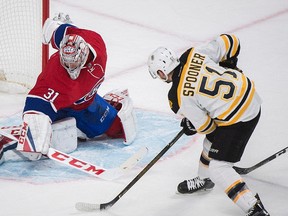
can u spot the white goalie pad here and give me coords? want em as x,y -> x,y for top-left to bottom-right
20,114 -> 52,156
51,117 -> 78,154
103,89 -> 137,145
19,115 -> 77,160
0,117 -> 77,162
117,95 -> 137,145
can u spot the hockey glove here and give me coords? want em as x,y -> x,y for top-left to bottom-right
180,118 -> 197,136
219,57 -> 243,73
219,56 -> 238,69
42,12 -> 72,44
53,12 -> 72,24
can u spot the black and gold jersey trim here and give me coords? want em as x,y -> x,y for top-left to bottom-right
215,75 -> 255,126
220,34 -> 241,60
168,48 -> 192,114
198,116 -> 216,134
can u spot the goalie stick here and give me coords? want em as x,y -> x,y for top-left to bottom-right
0,126 -> 148,180
47,146 -> 148,180
233,146 -> 288,175
75,129 -> 184,212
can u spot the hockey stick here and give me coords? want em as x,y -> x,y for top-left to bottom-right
0,127 -> 148,180
233,146 -> 288,175
47,146 -> 148,180
75,129 -> 185,211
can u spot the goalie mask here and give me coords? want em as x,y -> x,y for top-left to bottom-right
60,34 -> 89,80
147,47 -> 180,81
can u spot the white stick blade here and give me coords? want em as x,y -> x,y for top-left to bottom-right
75,202 -> 101,211
120,146 -> 148,170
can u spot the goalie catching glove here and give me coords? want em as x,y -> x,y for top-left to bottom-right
42,12 -> 72,44
180,118 -> 197,136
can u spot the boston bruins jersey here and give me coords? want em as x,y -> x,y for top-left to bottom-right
168,34 -> 262,134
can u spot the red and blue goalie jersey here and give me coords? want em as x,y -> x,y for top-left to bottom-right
23,24 -> 107,122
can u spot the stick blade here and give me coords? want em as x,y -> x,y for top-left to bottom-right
75,202 -> 101,211
233,166 -> 249,175
119,146 -> 148,171
99,146 -> 148,180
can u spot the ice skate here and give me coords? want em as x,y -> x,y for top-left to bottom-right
177,176 -> 215,194
246,194 -> 270,216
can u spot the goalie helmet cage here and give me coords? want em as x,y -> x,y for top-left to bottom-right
0,0 -> 49,93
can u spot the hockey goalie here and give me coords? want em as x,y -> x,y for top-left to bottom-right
0,13 -> 137,162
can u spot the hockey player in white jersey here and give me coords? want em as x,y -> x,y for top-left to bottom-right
147,34 -> 270,216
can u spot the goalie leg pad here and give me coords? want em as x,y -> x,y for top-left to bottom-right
0,126 -> 40,161
103,89 -> 137,145
18,113 -> 52,160
51,117 -> 77,153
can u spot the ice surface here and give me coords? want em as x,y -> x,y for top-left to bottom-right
0,0 -> 287,215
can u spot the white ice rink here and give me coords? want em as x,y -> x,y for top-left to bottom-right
0,0 -> 288,215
